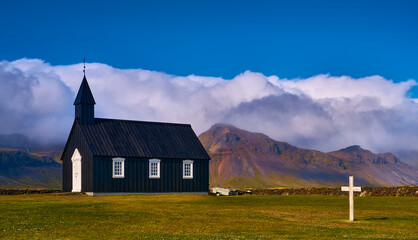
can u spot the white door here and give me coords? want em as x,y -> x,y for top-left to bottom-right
71,149 -> 82,192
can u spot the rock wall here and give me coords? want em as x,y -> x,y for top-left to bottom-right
247,186 -> 417,197
1,186 -> 417,196
0,189 -> 62,195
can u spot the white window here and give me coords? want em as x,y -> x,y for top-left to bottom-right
112,158 -> 125,178
183,160 -> 193,179
149,159 -> 160,179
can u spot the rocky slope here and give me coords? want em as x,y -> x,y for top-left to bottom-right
0,149 -> 62,189
199,124 -> 418,188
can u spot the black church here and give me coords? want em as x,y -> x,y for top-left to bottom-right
61,72 -> 210,195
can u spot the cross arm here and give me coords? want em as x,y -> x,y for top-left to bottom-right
341,186 -> 361,192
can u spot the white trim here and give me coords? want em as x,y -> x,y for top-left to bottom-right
71,148 -> 82,192
183,160 -> 193,179
149,159 -> 161,179
112,158 -> 125,178
71,148 -> 82,162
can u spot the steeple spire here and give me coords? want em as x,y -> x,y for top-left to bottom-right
74,75 -> 96,105
74,58 -> 95,124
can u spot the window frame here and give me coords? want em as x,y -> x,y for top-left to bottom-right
149,159 -> 161,179
183,160 -> 193,179
112,157 -> 125,178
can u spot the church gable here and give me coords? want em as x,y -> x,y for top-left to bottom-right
62,120 -> 95,192
61,120 -> 92,161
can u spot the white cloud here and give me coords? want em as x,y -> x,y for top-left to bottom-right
1,58 -> 417,166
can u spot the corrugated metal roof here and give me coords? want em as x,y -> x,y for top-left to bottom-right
78,118 -> 210,160
74,76 -> 96,105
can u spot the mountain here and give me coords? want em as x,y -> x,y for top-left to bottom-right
0,148 -> 62,189
199,124 -> 418,188
1,124 -> 416,189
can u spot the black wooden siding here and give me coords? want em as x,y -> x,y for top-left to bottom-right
75,104 -> 94,125
62,122 -> 94,192
93,157 -> 209,192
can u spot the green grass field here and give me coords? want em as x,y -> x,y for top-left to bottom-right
0,194 -> 416,239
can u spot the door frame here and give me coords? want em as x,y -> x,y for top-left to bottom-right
71,148 -> 82,192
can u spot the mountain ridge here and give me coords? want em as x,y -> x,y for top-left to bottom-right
199,123 -> 417,188
0,148 -> 62,189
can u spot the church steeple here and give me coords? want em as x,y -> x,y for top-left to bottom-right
74,75 -> 96,105
74,59 -> 95,124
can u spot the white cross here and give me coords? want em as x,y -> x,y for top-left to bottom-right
341,176 -> 361,221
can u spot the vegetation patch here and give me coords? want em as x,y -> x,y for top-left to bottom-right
0,194 -> 416,239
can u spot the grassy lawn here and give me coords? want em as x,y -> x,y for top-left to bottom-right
0,194 -> 416,239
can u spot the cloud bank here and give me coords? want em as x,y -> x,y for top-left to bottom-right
1,58 -> 417,166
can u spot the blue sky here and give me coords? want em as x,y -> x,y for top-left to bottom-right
1,1 -> 418,165
1,0 -> 417,96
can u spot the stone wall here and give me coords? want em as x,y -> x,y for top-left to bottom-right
0,189 -> 62,195
246,186 -> 417,197
1,186 -> 417,196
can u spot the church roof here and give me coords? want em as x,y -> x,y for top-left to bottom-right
75,118 -> 210,160
74,76 -> 96,105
